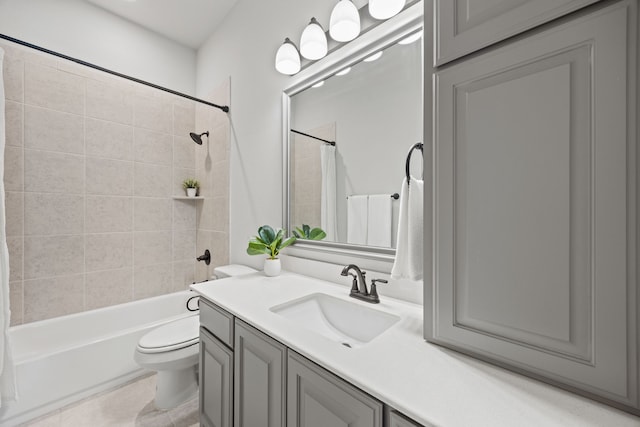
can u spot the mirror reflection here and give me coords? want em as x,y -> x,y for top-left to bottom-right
289,30 -> 423,250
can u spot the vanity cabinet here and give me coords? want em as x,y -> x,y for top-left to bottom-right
287,351 -> 383,427
434,0 -> 598,65
234,320 -> 286,427
427,0 -> 639,414
387,410 -> 425,427
199,327 -> 233,427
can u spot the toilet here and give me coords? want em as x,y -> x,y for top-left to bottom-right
134,264 -> 257,409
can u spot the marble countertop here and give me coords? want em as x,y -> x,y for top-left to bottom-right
191,271 -> 639,427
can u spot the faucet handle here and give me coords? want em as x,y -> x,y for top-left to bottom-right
369,278 -> 387,301
371,279 -> 388,285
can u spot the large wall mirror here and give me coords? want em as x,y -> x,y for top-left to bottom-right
283,3 -> 423,262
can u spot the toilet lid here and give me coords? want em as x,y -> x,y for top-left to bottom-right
138,315 -> 200,354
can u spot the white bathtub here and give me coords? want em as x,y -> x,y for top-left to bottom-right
0,290 -> 199,426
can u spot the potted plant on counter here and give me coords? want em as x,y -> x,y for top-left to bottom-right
246,225 -> 296,276
182,178 -> 200,197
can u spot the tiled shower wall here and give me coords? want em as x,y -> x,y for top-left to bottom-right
1,40 -> 230,325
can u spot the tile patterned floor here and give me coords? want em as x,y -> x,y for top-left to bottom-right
22,374 -> 199,427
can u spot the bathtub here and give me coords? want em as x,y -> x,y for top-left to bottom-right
0,290 -> 199,426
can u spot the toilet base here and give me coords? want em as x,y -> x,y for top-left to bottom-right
154,365 -> 198,410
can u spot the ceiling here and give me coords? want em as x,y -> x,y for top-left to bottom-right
86,0 -> 239,49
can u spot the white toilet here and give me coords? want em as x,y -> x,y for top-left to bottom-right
134,264 -> 257,409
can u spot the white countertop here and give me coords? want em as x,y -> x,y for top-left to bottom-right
191,271 -> 640,427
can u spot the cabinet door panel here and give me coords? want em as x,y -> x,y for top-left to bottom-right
234,320 -> 286,427
200,327 -> 233,427
428,0 -> 638,412
435,0 -> 598,65
287,351 -> 382,427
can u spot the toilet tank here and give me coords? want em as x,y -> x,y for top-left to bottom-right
212,264 -> 257,279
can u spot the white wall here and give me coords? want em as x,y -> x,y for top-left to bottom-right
0,0 -> 196,94
196,0 -> 359,270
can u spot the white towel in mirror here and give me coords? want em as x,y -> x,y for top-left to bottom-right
367,195 -> 392,247
347,195 -> 368,245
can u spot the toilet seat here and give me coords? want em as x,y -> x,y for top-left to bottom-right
137,315 -> 199,354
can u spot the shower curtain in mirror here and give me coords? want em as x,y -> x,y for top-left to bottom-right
320,145 -> 338,241
0,47 -> 18,406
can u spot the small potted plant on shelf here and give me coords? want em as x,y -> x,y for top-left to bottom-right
246,225 -> 296,277
182,178 -> 199,197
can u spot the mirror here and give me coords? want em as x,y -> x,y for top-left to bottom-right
283,4 -> 423,259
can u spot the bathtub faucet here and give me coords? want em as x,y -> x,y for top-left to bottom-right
196,249 -> 211,265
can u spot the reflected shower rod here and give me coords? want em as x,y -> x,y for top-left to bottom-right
291,129 -> 336,146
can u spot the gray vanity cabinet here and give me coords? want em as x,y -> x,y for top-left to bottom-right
199,327 -> 234,427
388,410 -> 424,427
427,0 -> 639,414
287,351 -> 383,427
434,0 -> 598,65
234,320 -> 286,427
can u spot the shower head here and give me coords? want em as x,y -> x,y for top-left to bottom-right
189,131 -> 209,145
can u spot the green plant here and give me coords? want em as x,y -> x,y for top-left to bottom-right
182,178 -> 200,189
292,224 -> 326,241
247,225 -> 296,260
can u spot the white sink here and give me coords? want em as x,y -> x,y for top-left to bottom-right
270,293 -> 400,348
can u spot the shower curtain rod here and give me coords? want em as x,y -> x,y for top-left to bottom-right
0,34 -> 230,113
291,129 -> 336,146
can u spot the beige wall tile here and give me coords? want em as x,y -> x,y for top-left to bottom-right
133,263 -> 173,300
210,124 -> 229,163
86,157 -> 133,196
134,95 -> 172,134
24,274 -> 84,322
85,268 -> 133,310
173,101 -> 196,137
134,231 -> 172,266
4,145 -> 23,192
173,229 -> 196,261
7,236 -> 23,282
211,196 -> 230,233
86,118 -> 133,161
5,100 -> 23,147
195,197 -> 213,231
24,235 -> 84,279
24,149 -> 84,194
24,193 -> 84,236
86,79 -> 133,125
173,200 -> 196,231
86,233 -> 133,272
3,57 -> 24,102
134,163 -> 171,197
173,136 -> 195,169
210,231 -> 230,269
174,167 -> 197,197
5,191 -> 23,237
211,160 -> 229,198
86,196 -> 133,233
9,281 -> 23,326
24,105 -> 84,154
24,63 -> 84,115
134,128 -> 172,166
134,197 -> 172,231
172,261 -> 195,291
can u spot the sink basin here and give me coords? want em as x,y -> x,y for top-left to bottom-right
270,293 -> 400,348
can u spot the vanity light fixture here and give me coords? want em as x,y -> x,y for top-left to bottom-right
329,0 -> 361,42
300,18 -> 328,60
398,30 -> 423,45
369,0 -> 405,19
312,80 -> 325,88
275,38 -> 301,75
336,67 -> 352,76
363,51 -> 383,62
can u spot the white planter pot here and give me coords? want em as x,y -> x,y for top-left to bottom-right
186,187 -> 197,197
264,258 -> 281,277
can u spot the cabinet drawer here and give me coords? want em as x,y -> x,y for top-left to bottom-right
200,298 -> 234,349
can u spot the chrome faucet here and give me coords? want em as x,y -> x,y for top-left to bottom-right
340,264 -> 387,304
